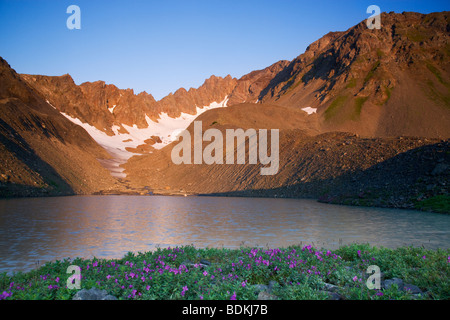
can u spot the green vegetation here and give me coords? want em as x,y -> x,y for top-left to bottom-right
354,54 -> 368,65
353,97 -> 369,119
48,180 -> 59,188
384,86 -> 393,103
1,244 -> 449,300
363,61 -> 381,84
345,78 -> 357,89
324,95 -> 348,121
406,27 -> 430,42
426,63 -> 447,86
415,195 -> 450,214
425,79 -> 450,108
376,48 -> 384,58
444,43 -> 450,57
377,86 -> 394,106
289,79 -> 304,91
284,73 -> 305,93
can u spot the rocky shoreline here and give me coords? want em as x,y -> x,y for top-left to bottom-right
1,138 -> 448,214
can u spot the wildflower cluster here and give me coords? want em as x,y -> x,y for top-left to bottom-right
0,244 -> 448,300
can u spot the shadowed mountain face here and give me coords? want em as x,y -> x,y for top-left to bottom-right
255,11 -> 450,138
122,103 -> 448,211
0,11 -> 449,209
0,58 -> 120,197
120,12 -> 450,210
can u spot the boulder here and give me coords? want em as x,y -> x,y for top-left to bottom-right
319,290 -> 343,300
257,291 -> 278,300
402,283 -> 423,295
72,288 -> 117,300
431,163 -> 448,176
383,278 -> 423,295
383,277 -> 404,290
199,259 -> 211,266
253,284 -> 269,293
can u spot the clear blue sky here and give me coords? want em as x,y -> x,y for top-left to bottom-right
1,0 -> 448,100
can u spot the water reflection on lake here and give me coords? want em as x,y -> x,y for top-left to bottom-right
0,195 -> 449,273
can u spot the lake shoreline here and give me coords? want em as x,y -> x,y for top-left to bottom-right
0,188 -> 448,214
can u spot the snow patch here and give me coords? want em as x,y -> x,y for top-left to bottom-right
46,100 -> 56,109
122,96 -> 228,150
301,107 -> 317,115
108,105 -> 117,114
60,96 -> 229,175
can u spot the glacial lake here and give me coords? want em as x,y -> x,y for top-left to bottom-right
0,195 -> 449,274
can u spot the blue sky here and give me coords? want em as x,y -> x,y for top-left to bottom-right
1,0 -> 448,100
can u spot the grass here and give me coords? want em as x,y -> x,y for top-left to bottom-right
364,61 -> 381,84
376,49 -> 384,58
345,78 -> 357,89
284,73 -> 304,92
353,97 -> 368,119
406,27 -> 430,43
384,86 -> 393,104
415,195 -> 450,214
426,63 -> 448,86
375,86 -> 394,106
324,95 -> 348,121
425,79 -> 450,108
289,79 -> 304,91
1,243 -> 449,300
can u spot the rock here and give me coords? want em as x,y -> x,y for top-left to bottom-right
267,281 -> 278,292
72,288 -> 117,300
319,290 -> 343,300
431,163 -> 448,176
383,278 -> 404,290
253,284 -> 269,293
320,282 -> 344,300
101,294 -> 118,300
180,260 -> 194,266
199,259 -> 211,266
402,283 -> 422,295
322,282 -> 340,293
383,278 -> 424,296
257,291 -> 278,300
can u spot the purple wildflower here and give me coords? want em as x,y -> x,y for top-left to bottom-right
0,291 -> 12,300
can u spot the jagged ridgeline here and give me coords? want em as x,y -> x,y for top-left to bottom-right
0,11 -> 449,211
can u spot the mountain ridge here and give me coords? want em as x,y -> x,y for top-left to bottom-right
0,57 -> 122,197
1,11 -> 449,211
